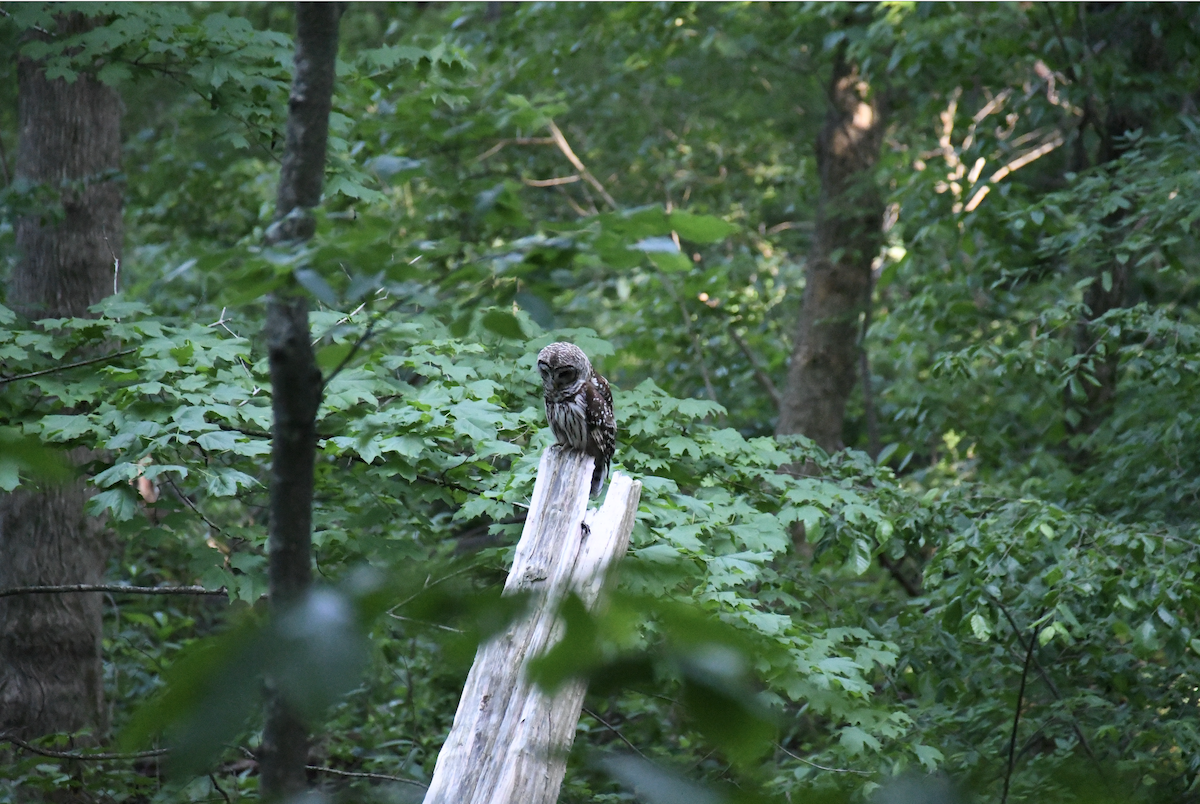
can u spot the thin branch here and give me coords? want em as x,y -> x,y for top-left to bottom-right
727,324 -> 781,408
555,184 -> 592,217
415,474 -> 529,511
306,764 -> 429,788
321,297 -> 408,389
877,553 -> 922,597
164,475 -> 224,535
0,7 -> 52,35
0,348 -> 137,386
546,119 -> 619,211
964,133 -> 1066,212
775,743 -> 871,775
387,613 -> 464,633
989,598 -> 1100,767
582,707 -> 647,759
656,271 -> 720,407
522,174 -> 580,188
0,583 -> 226,600
472,136 -> 556,163
1041,4 -> 1081,84
1002,622 -> 1037,804
0,733 -> 168,760
209,774 -> 232,804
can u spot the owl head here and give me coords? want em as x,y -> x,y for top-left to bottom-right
537,342 -> 590,396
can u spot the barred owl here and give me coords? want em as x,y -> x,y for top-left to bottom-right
537,342 -> 616,497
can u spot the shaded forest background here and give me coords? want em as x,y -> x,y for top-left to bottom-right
1,2 -> 1200,802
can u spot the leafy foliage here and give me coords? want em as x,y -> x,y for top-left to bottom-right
2,3 -> 1200,803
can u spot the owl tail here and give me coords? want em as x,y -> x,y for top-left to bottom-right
589,460 -> 609,498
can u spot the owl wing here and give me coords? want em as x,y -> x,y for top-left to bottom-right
585,371 -> 616,464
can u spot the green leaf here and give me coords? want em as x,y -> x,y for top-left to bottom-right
480,309 -> 525,339
839,725 -> 881,755
89,488 -> 141,521
667,211 -> 738,243
913,743 -> 944,771
294,268 -> 339,307
316,342 -> 355,372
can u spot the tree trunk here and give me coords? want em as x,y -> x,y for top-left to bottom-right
0,13 -> 122,739
775,48 -> 885,454
259,4 -> 341,799
1063,111 -> 1143,458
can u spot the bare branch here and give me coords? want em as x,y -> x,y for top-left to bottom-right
1002,621 -> 1037,804
727,324 -> 781,408
522,175 -> 580,188
546,119 -> 619,211
164,474 -> 225,535
1,733 -> 168,760
989,597 -> 1100,768
472,137 -> 556,163
0,583 -> 226,600
0,348 -> 137,386
656,271 -> 720,408
776,743 -> 871,775
322,296 -> 408,389
307,764 -> 429,788
582,707 -> 647,759
964,133 -> 1066,212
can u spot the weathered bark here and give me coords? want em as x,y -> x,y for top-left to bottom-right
424,449 -> 641,804
259,4 -> 341,799
776,49 -> 885,454
0,13 -> 122,739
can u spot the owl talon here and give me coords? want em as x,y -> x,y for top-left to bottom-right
581,521 -> 591,538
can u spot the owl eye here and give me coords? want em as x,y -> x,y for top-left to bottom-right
558,367 -> 578,381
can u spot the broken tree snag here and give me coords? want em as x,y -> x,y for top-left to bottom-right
423,447 -> 642,804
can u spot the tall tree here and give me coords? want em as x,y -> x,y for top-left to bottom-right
0,13 -> 123,739
776,46 -> 884,453
1061,5 -> 1164,455
258,3 -> 342,798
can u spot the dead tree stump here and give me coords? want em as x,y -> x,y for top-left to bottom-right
422,446 -> 642,804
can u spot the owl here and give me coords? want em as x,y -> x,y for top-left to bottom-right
536,342 -> 616,497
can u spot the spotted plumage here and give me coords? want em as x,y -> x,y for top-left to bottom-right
536,342 -> 616,497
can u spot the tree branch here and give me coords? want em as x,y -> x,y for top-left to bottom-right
0,348 -> 136,385
776,742 -> 871,775
0,733 -> 168,760
321,297 -> 407,389
582,707 -> 647,759
727,324 -> 781,409
307,764 -> 428,788
657,271 -> 720,407
0,584 -> 226,600
546,119 -> 619,211
989,597 -> 1100,768
1002,622 -> 1037,804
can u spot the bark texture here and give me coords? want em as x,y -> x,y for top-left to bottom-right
776,50 -> 884,453
423,450 -> 641,804
0,14 -> 122,739
259,296 -> 323,798
259,4 -> 341,799
267,3 -> 342,246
